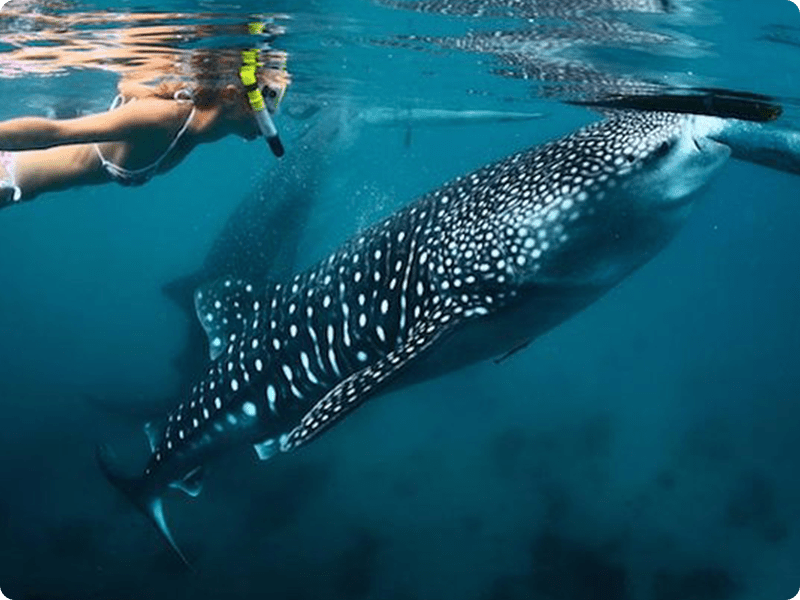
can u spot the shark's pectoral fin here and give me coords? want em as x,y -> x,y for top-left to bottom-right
194,278 -> 263,360
168,467 -> 204,498
280,313 -> 470,452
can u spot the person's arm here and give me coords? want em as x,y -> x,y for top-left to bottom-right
0,99 -> 176,151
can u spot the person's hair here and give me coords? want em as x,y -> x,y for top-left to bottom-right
116,48 -> 290,109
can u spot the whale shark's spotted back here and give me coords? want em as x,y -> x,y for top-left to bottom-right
99,111 -> 732,562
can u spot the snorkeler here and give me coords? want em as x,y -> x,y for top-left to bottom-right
0,50 -> 288,206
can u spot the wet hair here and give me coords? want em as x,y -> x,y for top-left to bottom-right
116,48 -> 290,109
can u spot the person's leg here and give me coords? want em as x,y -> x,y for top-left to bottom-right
10,144 -> 107,203
0,152 -> 22,205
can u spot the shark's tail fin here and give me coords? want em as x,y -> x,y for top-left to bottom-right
96,444 -> 192,570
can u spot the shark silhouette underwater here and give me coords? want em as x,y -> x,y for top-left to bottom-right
97,109 -> 800,565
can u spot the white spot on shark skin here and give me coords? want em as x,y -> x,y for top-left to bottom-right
267,385 -> 277,413
328,348 -> 341,376
300,352 -> 320,384
242,402 -> 257,417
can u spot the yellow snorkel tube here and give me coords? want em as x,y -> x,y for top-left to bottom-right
240,25 -> 284,158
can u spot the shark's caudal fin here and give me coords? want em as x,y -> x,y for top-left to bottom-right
96,444 -> 192,569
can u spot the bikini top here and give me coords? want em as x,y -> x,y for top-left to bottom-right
94,90 -> 196,187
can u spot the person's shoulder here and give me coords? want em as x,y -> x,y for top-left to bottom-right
125,97 -> 190,128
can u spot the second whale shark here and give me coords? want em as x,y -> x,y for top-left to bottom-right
98,110 -> 800,563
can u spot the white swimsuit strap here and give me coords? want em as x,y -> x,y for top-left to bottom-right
94,101 -> 195,178
155,106 -> 195,168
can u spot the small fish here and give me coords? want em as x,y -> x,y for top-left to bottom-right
98,110 -> 800,564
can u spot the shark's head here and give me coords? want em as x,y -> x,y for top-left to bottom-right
615,112 -> 731,210
509,111 -> 732,287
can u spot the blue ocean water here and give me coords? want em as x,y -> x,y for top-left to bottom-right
0,1 -> 799,599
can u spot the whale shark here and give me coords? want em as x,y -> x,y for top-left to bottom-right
98,110 -> 800,564
151,102 -> 549,408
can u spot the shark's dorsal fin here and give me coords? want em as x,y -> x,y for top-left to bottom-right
194,278 -> 260,360
279,303 -> 487,452
168,467 -> 204,498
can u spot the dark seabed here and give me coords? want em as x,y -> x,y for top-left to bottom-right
0,0 -> 799,599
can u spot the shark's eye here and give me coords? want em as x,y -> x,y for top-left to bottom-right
654,141 -> 672,158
